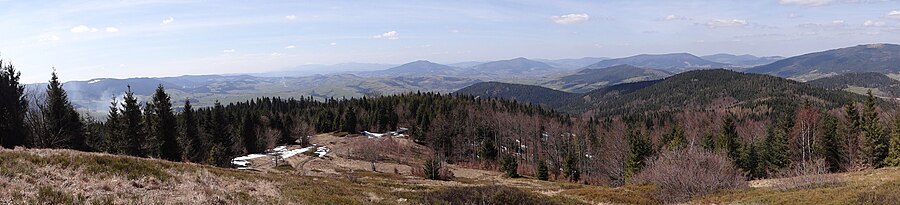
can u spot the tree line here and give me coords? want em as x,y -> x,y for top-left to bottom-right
4,61 -> 900,186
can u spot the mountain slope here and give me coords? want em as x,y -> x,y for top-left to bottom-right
587,53 -> 731,72
453,82 -> 577,107
745,43 -> 900,81
543,64 -> 671,93
464,57 -> 559,77
701,54 -> 784,67
361,60 -> 460,77
575,69 -> 854,115
806,72 -> 900,98
535,57 -> 609,69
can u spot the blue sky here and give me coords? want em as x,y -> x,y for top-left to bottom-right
1,0 -> 899,83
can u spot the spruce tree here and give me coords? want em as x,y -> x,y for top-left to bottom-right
105,98 -> 123,154
761,121 -> 790,174
240,111 -> 260,154
121,85 -> 146,157
885,115 -> 900,166
662,125 -> 686,150
41,71 -> 87,150
210,101 -> 234,167
0,60 -> 28,148
862,90 -> 888,167
151,85 -> 181,161
842,98 -> 862,166
181,100 -> 204,163
625,128 -> 653,178
536,160 -> 549,180
821,115 -> 844,172
717,117 -> 741,161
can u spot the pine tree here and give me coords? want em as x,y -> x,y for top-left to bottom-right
500,154 -> 519,178
210,101 -> 234,167
885,115 -> 900,166
40,71 -> 87,150
739,142 -> 762,179
476,126 -> 497,161
105,98 -> 123,154
862,90 -> 888,168
151,85 -> 181,161
342,107 -> 357,133
717,117 -> 741,161
625,128 -> 653,178
0,60 -> 28,148
661,125 -> 686,150
181,100 -> 204,163
536,160 -> 549,180
761,121 -> 790,175
121,85 -> 146,157
842,98 -> 862,167
563,150 -> 580,181
240,111 -> 260,154
821,115 -> 844,172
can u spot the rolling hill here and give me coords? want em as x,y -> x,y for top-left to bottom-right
806,72 -> 900,98
542,64 -> 671,93
701,54 -> 784,67
586,53 -> 732,72
360,60 -> 461,77
453,81 -> 577,107
464,57 -> 560,78
745,43 -> 900,81
574,69 -> 855,115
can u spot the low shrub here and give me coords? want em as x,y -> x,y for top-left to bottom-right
422,185 -> 563,205
631,148 -> 747,203
771,158 -> 845,190
412,157 -> 454,180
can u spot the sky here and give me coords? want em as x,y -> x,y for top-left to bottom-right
1,0 -> 899,83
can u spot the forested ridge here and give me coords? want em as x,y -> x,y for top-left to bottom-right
5,58 -> 900,203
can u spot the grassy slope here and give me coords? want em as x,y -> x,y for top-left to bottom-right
4,147 -> 900,204
696,167 -> 900,204
0,148 -> 584,204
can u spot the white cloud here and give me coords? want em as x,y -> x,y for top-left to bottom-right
864,20 -> 886,27
705,19 -> 748,28
329,42 -> 337,46
223,49 -> 235,53
285,45 -> 295,49
662,14 -> 689,21
778,0 -> 833,6
551,13 -> 590,24
38,34 -> 61,42
788,13 -> 802,18
161,17 -> 175,25
285,15 -> 297,20
888,10 -> 900,19
373,31 -> 400,40
271,52 -> 283,56
451,29 -> 459,33
71,25 -> 97,33
105,27 -> 119,32
798,20 -> 847,28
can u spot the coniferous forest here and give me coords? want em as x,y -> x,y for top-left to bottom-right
4,58 -> 900,190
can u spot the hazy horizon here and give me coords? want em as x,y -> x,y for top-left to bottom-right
2,0 -> 900,83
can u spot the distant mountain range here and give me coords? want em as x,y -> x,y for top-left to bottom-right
35,43 -> 900,116
700,54 -> 784,67
806,72 -> 900,98
541,65 -> 671,93
585,53 -> 732,72
746,44 -> 900,81
456,69 -> 857,115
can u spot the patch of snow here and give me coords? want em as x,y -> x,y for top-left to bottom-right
314,147 -> 330,157
88,79 -> 102,84
281,146 -> 313,159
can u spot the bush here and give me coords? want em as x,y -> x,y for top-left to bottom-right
422,185 -> 562,205
537,160 -> 549,181
413,157 -> 454,180
500,155 -> 519,178
632,148 -> 747,203
771,158 -> 845,190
